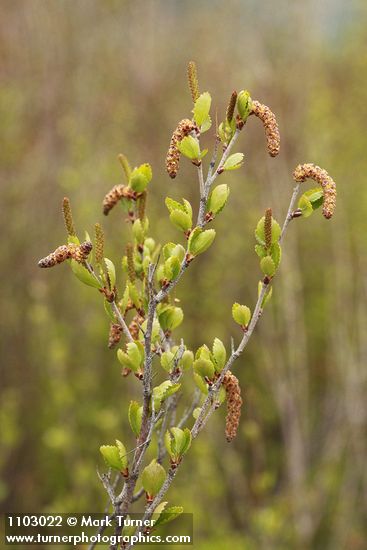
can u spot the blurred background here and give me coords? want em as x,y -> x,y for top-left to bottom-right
1,1 -> 366,548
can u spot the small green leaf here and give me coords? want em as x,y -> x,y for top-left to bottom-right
232,303 -> 251,326
69,260 -> 102,289
158,306 -> 184,332
100,441 -> 127,472
222,152 -> 244,171
180,349 -> 194,370
193,358 -> 215,379
142,460 -> 166,498
255,216 -> 281,246
212,338 -> 226,372
164,256 -> 181,281
119,285 -> 130,315
169,210 -> 192,232
255,244 -> 267,258
165,197 -> 187,214
193,372 -> 208,394
188,228 -> 216,256
177,135 -> 200,160
104,299 -> 116,322
104,258 -> 116,288
160,351 -> 175,373
237,90 -> 252,121
193,92 -> 212,127
207,184 -> 230,215
270,242 -> 282,268
258,280 -> 273,308
115,439 -> 128,471
153,381 -> 181,409
260,256 -> 276,277
128,401 -> 143,437
298,194 -> 313,217
129,164 -> 152,192
154,506 -> 184,529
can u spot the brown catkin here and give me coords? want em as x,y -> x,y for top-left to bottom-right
264,208 -> 272,249
126,243 -> 135,282
251,100 -> 280,157
62,197 -> 76,237
128,314 -> 144,340
103,184 -> 129,216
108,323 -> 123,349
38,241 -> 92,268
166,119 -> 198,179
222,370 -> 243,442
187,61 -> 200,102
226,91 -> 237,123
293,163 -> 337,219
94,223 -> 104,264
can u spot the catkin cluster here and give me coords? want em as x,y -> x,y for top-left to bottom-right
293,163 -> 337,219
251,100 -> 280,157
166,119 -> 199,179
38,241 -> 92,268
222,370 -> 243,442
108,323 -> 122,349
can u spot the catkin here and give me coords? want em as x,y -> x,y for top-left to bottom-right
126,243 -> 135,282
94,223 -> 104,265
222,370 -> 243,442
103,184 -> 130,216
128,314 -> 145,340
187,61 -> 200,103
264,208 -> 272,249
38,241 -> 92,268
62,197 -> 76,237
226,91 -> 237,123
108,323 -> 123,349
293,163 -> 336,219
166,119 -> 198,179
251,100 -> 280,157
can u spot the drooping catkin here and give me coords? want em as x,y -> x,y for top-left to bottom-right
38,241 -> 92,268
94,223 -> 104,264
251,100 -> 280,157
126,243 -> 135,282
118,153 -> 132,183
187,61 -> 200,103
264,208 -> 272,249
226,91 -> 237,123
62,197 -> 76,237
138,192 -> 147,221
103,184 -> 129,216
222,370 -> 243,442
293,163 -> 337,219
166,119 -> 199,179
108,323 -> 122,349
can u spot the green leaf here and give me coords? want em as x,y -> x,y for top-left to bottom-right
222,152 -> 244,171
304,187 -> 323,209
232,303 -> 251,326
193,92 -> 211,127
165,197 -> 187,214
129,164 -> 152,192
119,285 -> 130,315
207,184 -> 230,215
237,90 -> 252,121
258,280 -> 273,308
154,506 -> 184,529
270,242 -> 282,268
104,299 -> 116,322
153,381 -> 181,410
100,441 -> 127,472
298,194 -> 313,218
188,228 -> 216,256
142,460 -> 166,498
169,209 -> 192,232
160,351 -> 175,373
158,306 -> 184,332
180,349 -> 194,370
128,401 -> 143,437
104,258 -> 116,288
260,256 -> 276,277
69,260 -> 102,289
165,427 -> 191,460
255,244 -> 267,258
193,372 -> 208,394
164,256 -> 181,281
177,135 -> 200,160
212,338 -> 226,372
127,281 -> 141,309
193,358 -> 215,379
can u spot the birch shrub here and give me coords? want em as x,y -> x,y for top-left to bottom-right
38,62 -> 336,546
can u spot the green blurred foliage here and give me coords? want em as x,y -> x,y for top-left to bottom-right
1,1 -> 366,549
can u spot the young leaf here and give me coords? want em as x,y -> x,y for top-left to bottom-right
193,358 -> 215,379
232,303 -> 251,326
69,260 -> 102,288
260,256 -> 276,277
104,258 -> 116,288
160,350 -> 175,373
154,506 -> 184,529
128,401 -> 143,437
237,90 -> 252,121
193,92 -> 211,127
177,135 -> 200,160
212,338 -> 226,372
169,210 -> 192,232
158,306 -> 184,332
142,460 -> 166,498
222,152 -> 244,171
180,349 -> 194,370
164,256 -> 181,281
207,184 -> 230,215
188,228 -> 216,256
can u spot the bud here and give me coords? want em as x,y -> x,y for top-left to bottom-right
293,163 -> 336,219
142,460 -> 166,501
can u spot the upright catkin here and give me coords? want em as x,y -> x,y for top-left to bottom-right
293,163 -> 337,219
94,223 -> 104,265
126,243 -> 135,283
250,100 -> 280,157
222,370 -> 243,442
264,208 -> 272,249
62,197 -> 76,237
226,91 -> 237,123
187,61 -> 200,103
166,119 -> 199,179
